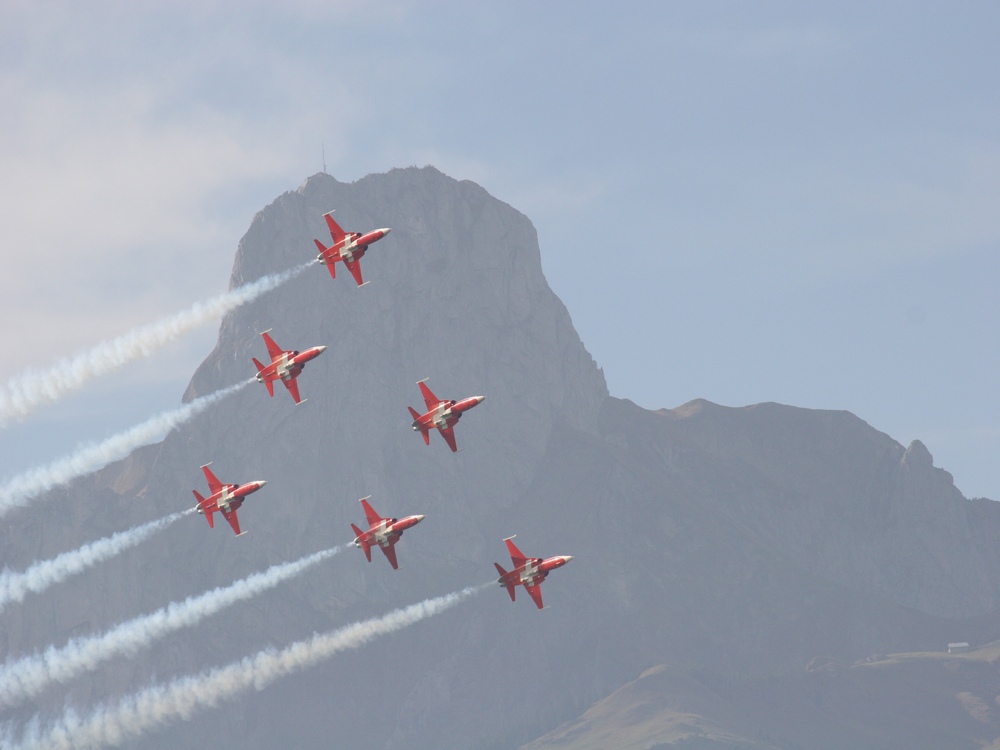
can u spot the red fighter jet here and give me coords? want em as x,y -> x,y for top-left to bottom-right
312,210 -> 391,286
191,464 -> 267,537
494,536 -> 573,610
251,330 -> 327,405
350,496 -> 425,570
407,379 -> 485,453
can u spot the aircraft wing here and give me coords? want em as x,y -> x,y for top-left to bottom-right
524,582 -> 545,609
201,464 -> 223,495
438,424 -> 459,453
344,257 -> 365,286
261,331 -> 284,360
323,211 -> 346,243
418,380 -> 442,411
282,376 -> 303,404
359,497 -> 382,527
505,537 -> 528,566
221,507 -> 243,536
379,543 -> 400,570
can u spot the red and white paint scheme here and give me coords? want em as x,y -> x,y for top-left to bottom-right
312,210 -> 391,286
191,463 -> 267,537
494,536 -> 572,610
407,379 -> 485,453
251,330 -> 327,405
350,496 -> 425,571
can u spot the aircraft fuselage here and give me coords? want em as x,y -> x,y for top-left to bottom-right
355,514 -> 425,549
316,228 -> 390,265
411,396 -> 485,432
198,480 -> 267,515
256,346 -> 326,384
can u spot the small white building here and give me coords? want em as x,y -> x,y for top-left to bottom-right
947,642 -> 970,654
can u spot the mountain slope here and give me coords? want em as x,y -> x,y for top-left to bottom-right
522,644 -> 1000,750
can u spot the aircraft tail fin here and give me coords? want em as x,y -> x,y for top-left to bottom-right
494,563 -> 516,601
193,490 -> 214,528
408,407 -> 430,445
351,524 -> 372,561
314,239 -> 337,279
252,358 -> 274,396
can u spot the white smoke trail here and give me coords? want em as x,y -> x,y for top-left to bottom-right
12,585 -> 485,750
0,262 -> 311,427
0,546 -> 341,709
0,511 -> 192,616
0,380 -> 250,519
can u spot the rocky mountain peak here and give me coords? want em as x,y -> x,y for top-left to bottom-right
902,438 -> 934,469
3,168 -> 999,750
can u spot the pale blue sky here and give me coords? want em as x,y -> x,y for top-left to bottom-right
1,2 -> 997,496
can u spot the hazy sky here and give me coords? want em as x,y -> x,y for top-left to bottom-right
1,2 -> 998,497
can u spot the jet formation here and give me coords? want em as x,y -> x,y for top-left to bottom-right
185,209 -> 569,608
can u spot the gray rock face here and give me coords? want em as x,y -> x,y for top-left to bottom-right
1,167 -> 999,750
632,400 -> 1000,620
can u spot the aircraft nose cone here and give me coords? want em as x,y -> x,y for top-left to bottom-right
315,346 -> 327,354
414,515 -> 426,523
382,227 -> 392,235
563,556 -> 574,564
256,480 -> 267,489
476,396 -> 486,404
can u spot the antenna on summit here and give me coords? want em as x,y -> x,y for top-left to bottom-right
322,144 -> 327,174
